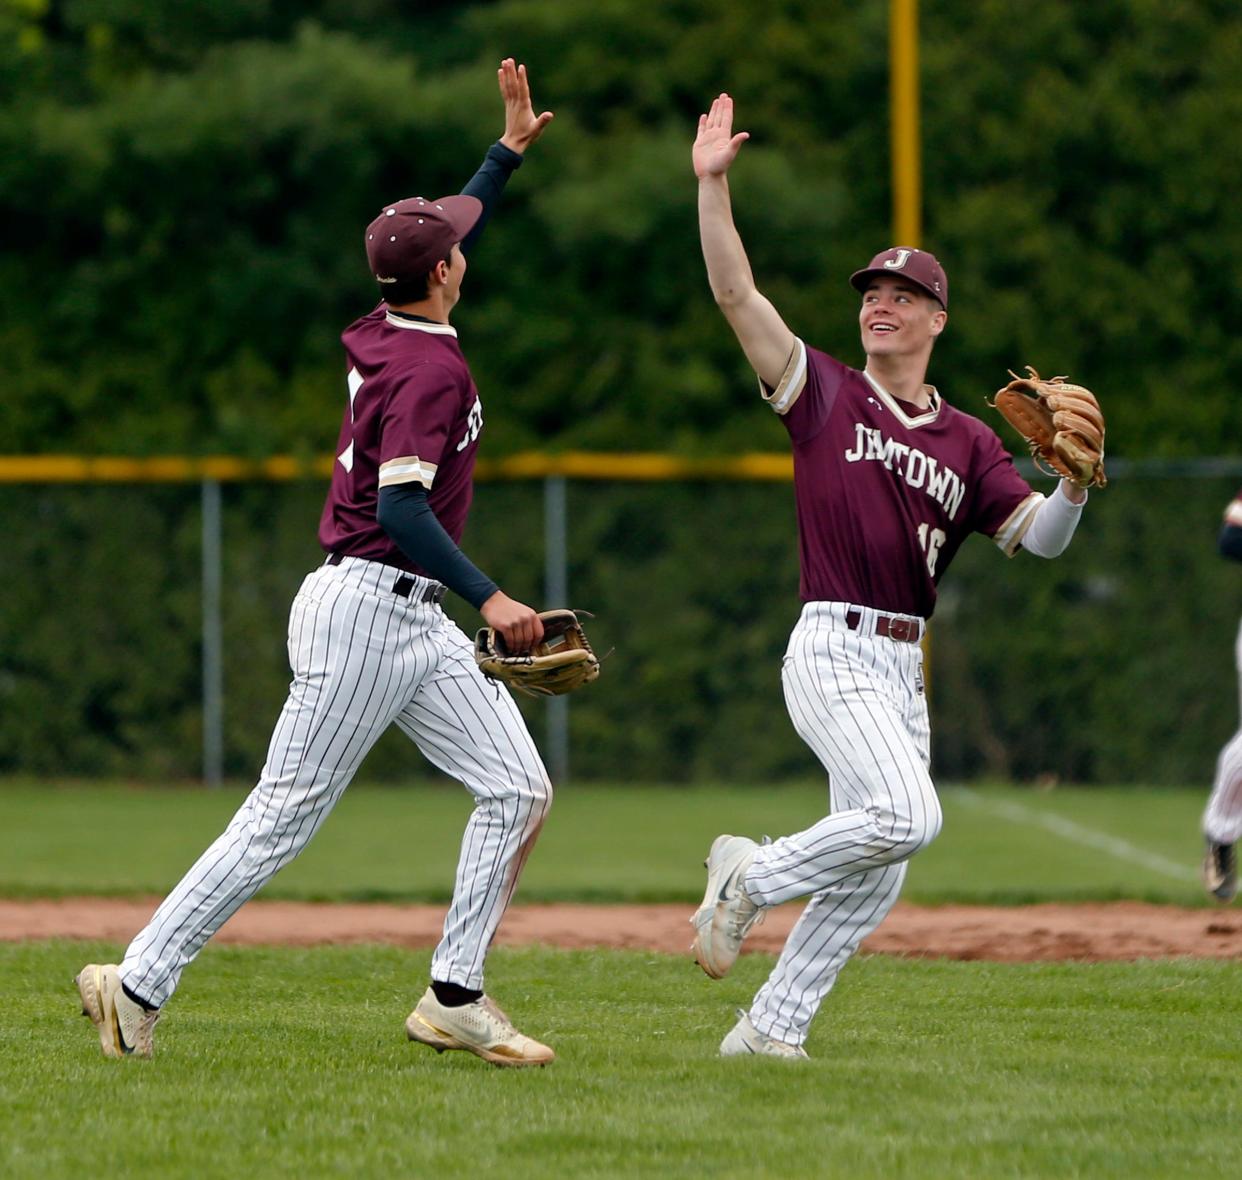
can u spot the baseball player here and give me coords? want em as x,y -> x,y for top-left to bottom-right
77,60 -> 559,1068
689,95 -> 1093,1058
1201,491 -> 1242,902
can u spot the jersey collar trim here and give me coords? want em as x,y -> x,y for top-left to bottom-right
862,370 -> 941,429
384,311 -> 458,337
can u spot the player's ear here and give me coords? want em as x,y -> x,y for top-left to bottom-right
929,308 -> 947,337
432,258 -> 451,286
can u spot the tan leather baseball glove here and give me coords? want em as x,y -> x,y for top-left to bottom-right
989,367 -> 1107,488
474,609 -> 601,697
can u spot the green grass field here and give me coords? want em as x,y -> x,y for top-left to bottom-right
0,778 -> 1212,904
1,778 -> 1235,1178
3,944 -> 1239,1179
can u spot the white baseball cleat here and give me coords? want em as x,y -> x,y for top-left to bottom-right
1203,839 -> 1238,903
405,987 -> 555,1068
691,834 -> 764,979
75,963 -> 160,1059
720,1010 -> 808,1060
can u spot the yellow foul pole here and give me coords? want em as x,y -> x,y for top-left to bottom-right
889,0 -> 922,247
890,0 -> 935,681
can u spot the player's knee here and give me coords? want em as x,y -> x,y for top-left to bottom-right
525,772 -> 553,815
915,795 -> 943,850
490,764 -> 552,816
882,792 -> 942,858
479,771 -> 551,852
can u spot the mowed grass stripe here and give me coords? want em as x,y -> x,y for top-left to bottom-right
5,942 -> 1241,1180
949,787 -> 1200,882
0,779 -> 1213,905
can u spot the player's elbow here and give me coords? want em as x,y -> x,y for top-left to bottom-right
1021,535 -> 1072,560
709,275 -> 754,310
1017,490 -> 1084,560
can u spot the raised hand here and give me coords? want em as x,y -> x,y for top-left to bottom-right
498,58 -> 554,155
693,93 -> 750,179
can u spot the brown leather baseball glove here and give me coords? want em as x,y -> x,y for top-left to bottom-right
989,367 -> 1107,488
474,609 -> 601,698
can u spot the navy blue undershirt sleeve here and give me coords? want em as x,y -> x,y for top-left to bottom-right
377,485 -> 499,609
459,142 -> 524,256
374,143 -> 523,604
1219,522 -> 1242,562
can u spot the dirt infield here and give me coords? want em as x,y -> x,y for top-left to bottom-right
4,897 -> 1242,961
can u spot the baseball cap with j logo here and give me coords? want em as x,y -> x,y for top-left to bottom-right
849,247 -> 948,308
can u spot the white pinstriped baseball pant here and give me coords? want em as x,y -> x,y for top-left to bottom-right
1203,616 -> 1242,845
742,601 -> 941,1047
121,556 -> 551,1009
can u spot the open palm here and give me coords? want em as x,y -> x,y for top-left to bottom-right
498,58 -> 554,154
692,93 -> 750,178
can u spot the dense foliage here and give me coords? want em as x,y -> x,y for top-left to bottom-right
4,1 -> 1241,784
5,0 -> 1242,457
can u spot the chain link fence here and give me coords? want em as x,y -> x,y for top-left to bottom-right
3,462 -> 1239,787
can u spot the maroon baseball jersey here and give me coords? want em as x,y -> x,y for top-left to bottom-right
318,307 -> 484,574
765,339 -> 1040,617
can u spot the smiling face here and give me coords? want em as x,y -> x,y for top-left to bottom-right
858,276 -> 947,360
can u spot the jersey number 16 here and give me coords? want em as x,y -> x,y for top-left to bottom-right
916,523 -> 946,577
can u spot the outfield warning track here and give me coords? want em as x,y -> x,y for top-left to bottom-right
3,898 -> 1242,962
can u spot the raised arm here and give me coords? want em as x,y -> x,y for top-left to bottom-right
459,59 -> 554,256
694,94 -> 795,389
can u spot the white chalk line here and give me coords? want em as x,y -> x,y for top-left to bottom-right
948,788 -> 1198,883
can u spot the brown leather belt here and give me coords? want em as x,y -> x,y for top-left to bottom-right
325,552 -> 446,604
845,607 -> 921,645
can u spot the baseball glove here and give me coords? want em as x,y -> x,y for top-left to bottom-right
474,609 -> 601,698
989,367 -> 1107,488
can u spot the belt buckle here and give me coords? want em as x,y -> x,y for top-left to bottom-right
888,617 -> 916,643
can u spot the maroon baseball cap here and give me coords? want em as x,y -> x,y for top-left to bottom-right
850,247 -> 948,308
365,194 -> 483,284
